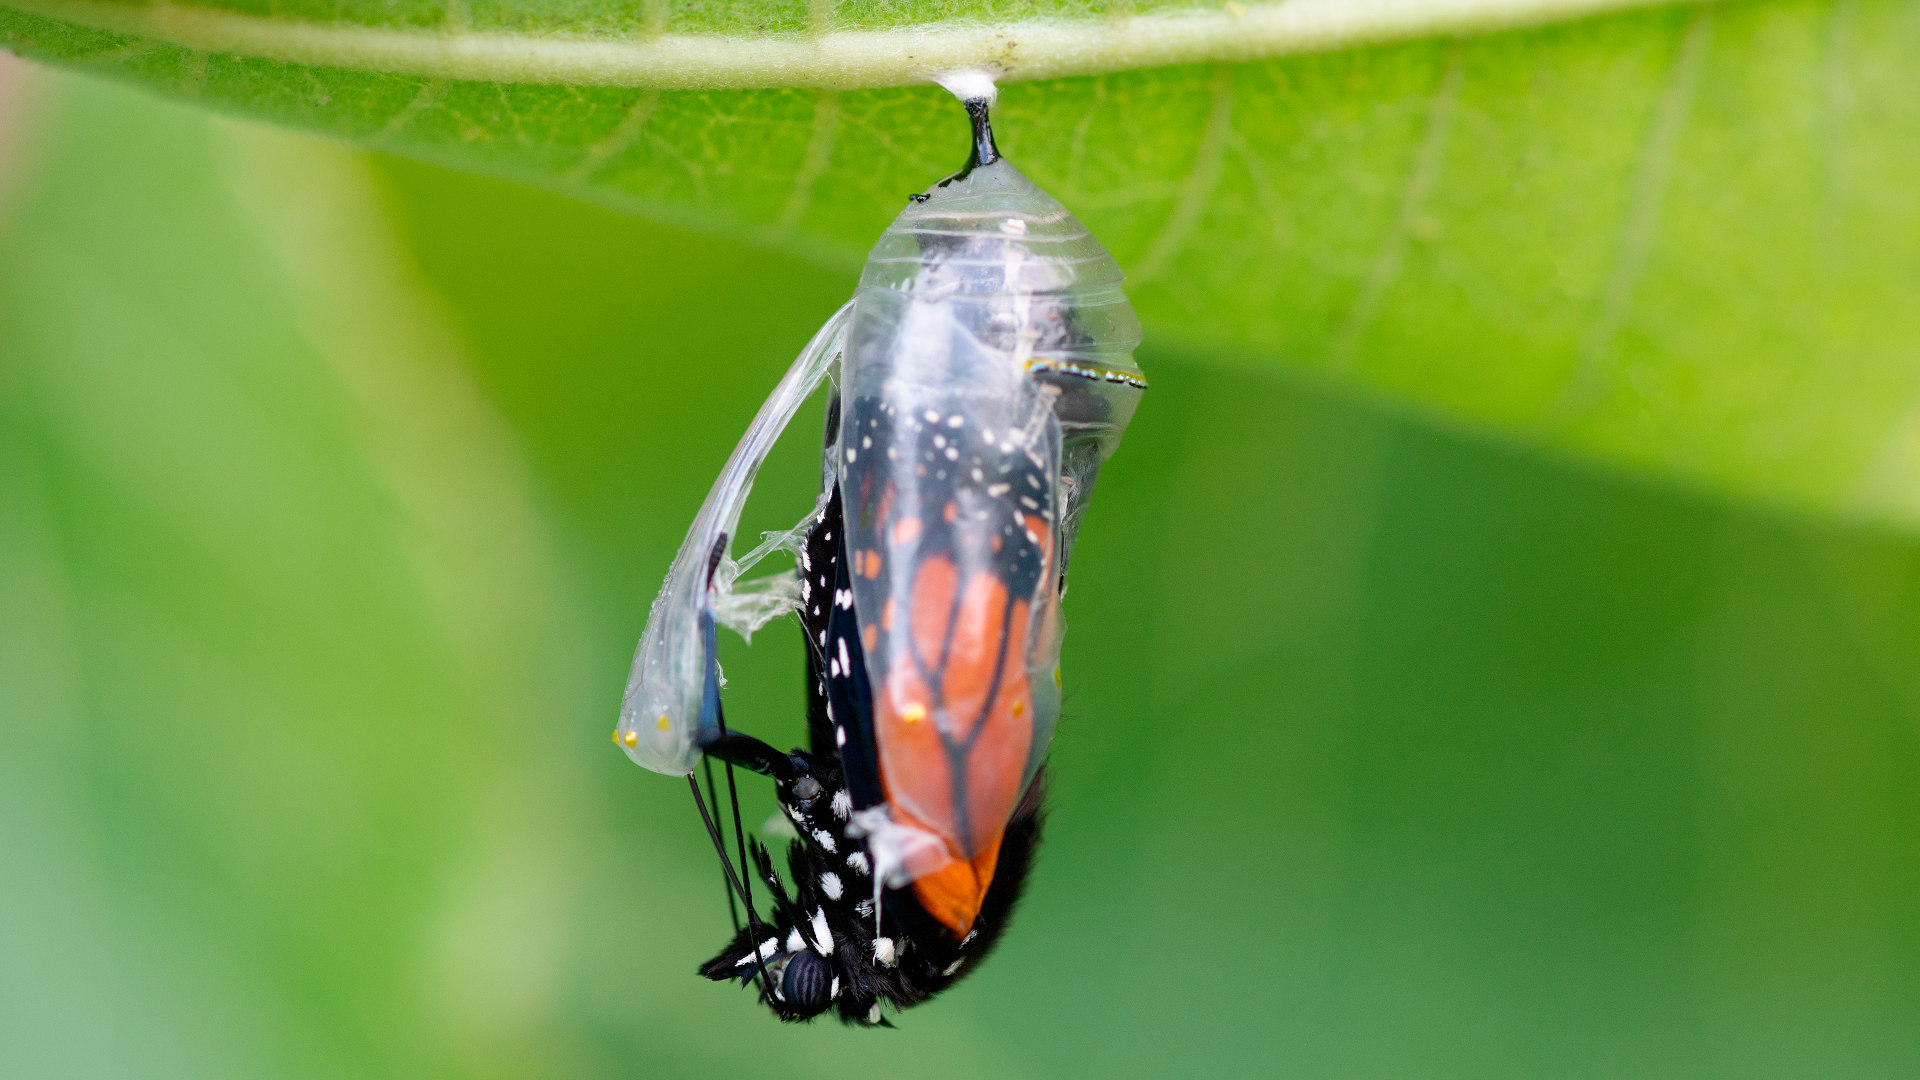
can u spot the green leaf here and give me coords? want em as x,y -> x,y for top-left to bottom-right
4,0 -> 1920,529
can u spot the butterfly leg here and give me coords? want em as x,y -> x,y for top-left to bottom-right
704,731 -> 800,781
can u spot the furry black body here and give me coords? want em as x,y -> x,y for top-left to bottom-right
695,476 -> 1046,1026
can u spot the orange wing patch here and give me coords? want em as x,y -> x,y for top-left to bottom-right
874,552 -> 1035,935
898,801 -> 1006,937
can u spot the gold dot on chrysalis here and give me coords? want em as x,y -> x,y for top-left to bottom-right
623,730 -> 638,748
611,729 -> 621,745
1012,699 -> 1025,718
901,702 -> 928,724
1053,666 -> 1063,688
656,713 -> 671,731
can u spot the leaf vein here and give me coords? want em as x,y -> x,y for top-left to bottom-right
1131,64 -> 1235,285
1,0 -> 1708,90
1330,43 -> 1464,370
566,90 -> 662,184
378,78 -> 445,140
1554,9 -> 1711,419
777,89 -> 842,232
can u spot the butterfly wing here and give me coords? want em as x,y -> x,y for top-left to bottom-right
835,367 -> 1061,934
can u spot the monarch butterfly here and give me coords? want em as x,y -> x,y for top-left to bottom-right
616,72 -> 1146,1025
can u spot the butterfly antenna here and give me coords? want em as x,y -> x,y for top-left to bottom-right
687,775 -> 774,998
701,754 -> 740,932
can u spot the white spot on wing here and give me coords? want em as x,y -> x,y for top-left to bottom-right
810,908 -> 834,955
821,871 -> 844,900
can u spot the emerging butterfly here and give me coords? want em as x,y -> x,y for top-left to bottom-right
615,71 -> 1146,1026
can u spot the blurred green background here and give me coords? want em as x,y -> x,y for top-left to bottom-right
3,59 -> 1918,1080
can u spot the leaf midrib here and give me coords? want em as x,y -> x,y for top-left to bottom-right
4,0 -> 1698,88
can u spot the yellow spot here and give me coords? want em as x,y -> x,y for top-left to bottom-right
623,730 -> 638,748
1012,699 -> 1025,718
1053,666 -> 1063,689
656,713 -> 671,731
901,702 -> 928,724
612,729 -> 621,745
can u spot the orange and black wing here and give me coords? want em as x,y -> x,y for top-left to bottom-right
833,393 -> 1059,935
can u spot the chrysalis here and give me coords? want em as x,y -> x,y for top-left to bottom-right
615,72 -> 1145,1025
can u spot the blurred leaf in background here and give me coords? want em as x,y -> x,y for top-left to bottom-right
3,47 -> 1920,1080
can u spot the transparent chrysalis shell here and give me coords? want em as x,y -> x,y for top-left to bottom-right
617,84 -> 1144,898
616,305 -> 850,774
837,156 -> 1144,870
